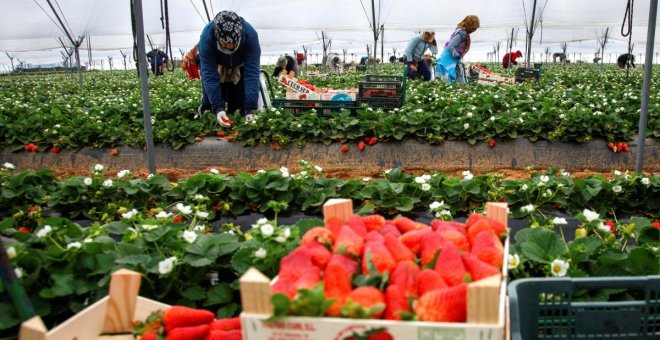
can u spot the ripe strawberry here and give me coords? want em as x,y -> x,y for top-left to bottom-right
340,145 -> 349,153
163,306 -> 214,333
368,137 -> 378,145
302,227 -> 334,247
333,225 -> 365,258
651,222 -> 660,229
434,243 -> 468,286
604,220 -> 616,233
217,131 -> 225,137
362,214 -> 386,232
383,285 -> 411,320
379,222 -> 401,238
437,229 -> 469,252
325,216 -> 343,238
617,142 -> 624,153
341,286 -> 386,319
17,227 -> 31,233
466,214 -> 506,236
467,218 -> 506,245
110,148 -> 119,156
347,215 -> 368,237
140,334 -> 157,340
367,331 -> 393,340
470,231 -> 504,268
431,220 -> 466,234
209,317 -> 241,331
393,216 -> 426,233
50,146 -> 60,153
302,241 -> 332,270
622,143 -> 629,152
206,329 -> 242,340
358,141 -> 365,151
417,269 -> 448,295
420,232 -> 446,266
607,142 -> 614,150
364,136 -> 370,143
166,324 -> 209,340
362,242 -> 396,275
324,255 -> 357,316
273,247 -> 320,297
399,228 -> 432,255
462,252 -> 501,281
383,234 -> 415,263
366,230 -> 385,244
416,284 -> 467,322
221,117 -> 233,125
172,214 -> 185,223
488,139 -> 496,148
389,261 -> 420,298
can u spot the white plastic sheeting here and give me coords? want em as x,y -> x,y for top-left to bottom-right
0,0 -> 658,69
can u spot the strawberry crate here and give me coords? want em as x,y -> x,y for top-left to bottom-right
239,199 -> 510,340
19,269 -> 169,340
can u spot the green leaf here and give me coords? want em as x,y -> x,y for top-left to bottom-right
215,303 -> 239,318
104,221 -> 130,234
40,271 -> 74,298
204,283 -> 234,306
268,293 -> 291,322
181,285 -> 207,301
626,248 -> 659,275
517,228 -> 568,264
568,236 -> 602,263
292,218 -> 324,236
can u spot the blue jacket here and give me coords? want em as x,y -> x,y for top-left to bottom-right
404,34 -> 438,62
198,17 -> 261,113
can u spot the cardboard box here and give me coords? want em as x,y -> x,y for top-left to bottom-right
286,92 -> 321,100
240,201 -> 510,340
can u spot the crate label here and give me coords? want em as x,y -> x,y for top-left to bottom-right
280,76 -> 312,94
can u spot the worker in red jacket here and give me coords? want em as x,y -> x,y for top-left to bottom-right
502,50 -> 523,69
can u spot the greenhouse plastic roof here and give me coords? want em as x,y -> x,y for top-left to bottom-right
0,0 -> 658,69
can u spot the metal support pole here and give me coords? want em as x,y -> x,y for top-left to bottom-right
133,0 -> 157,175
635,0 -> 657,173
526,0 -> 538,65
74,44 -> 83,87
371,0 -> 377,73
380,25 -> 384,63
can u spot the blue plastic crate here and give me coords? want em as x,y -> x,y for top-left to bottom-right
508,276 -> 660,339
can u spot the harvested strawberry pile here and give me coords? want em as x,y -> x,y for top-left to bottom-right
271,213 -> 506,322
133,306 -> 242,340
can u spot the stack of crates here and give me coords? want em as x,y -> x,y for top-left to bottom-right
357,74 -> 404,109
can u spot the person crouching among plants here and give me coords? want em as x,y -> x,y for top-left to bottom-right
404,30 -> 438,81
436,15 -> 480,84
198,10 -> 262,127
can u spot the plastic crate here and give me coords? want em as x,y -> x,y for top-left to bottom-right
272,98 -> 359,116
364,74 -> 403,82
508,276 -> 660,340
358,82 -> 403,99
515,67 -> 541,82
357,96 -> 402,109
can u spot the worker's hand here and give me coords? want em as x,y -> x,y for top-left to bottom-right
409,64 -> 418,73
216,110 -> 232,127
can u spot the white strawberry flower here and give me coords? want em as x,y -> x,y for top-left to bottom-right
552,217 -> 568,225
116,170 -> 131,178
14,267 -> 23,279
540,175 -> 550,184
314,165 -> 323,172
2,162 -> 15,170
582,209 -> 600,222
462,170 -> 473,181
176,203 -> 192,215
282,227 -> 291,238
414,176 -> 427,184
521,184 -> 528,191
254,248 -> 267,259
429,201 -> 444,210
463,123 -> 470,129
6,246 -> 16,259
103,179 -> 113,187
209,168 -> 219,174
158,257 -> 177,275
122,209 -> 138,219
363,177 -> 372,182
550,259 -> 569,277
275,235 -> 287,243
508,254 -> 520,269
83,177 -> 93,185
641,177 -> 650,186
596,221 -> 609,233
182,230 -> 198,244
521,204 -> 535,213
612,185 -> 622,193
280,167 -> 290,177
36,225 -> 52,238
436,209 -> 451,218
67,242 -> 82,250
93,164 -> 104,173
260,224 -> 274,237
421,183 -> 431,191
83,238 -> 94,243
257,169 -> 266,173
490,116 -> 496,121
613,170 -> 622,176
193,194 -> 208,201
196,211 -> 209,219
155,211 -> 172,219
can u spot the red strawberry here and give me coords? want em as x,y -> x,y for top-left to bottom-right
431,220 -> 466,234
399,228 -> 432,255
209,317 -> 241,331
488,139 -> 496,148
604,220 -> 616,233
437,229 -> 469,252
365,230 -> 385,244
221,117 -> 233,125
420,232 -> 446,266
358,141 -> 365,151
379,222 -> 401,238
416,284 -> 467,322
278,247 -> 317,281
383,285 -> 411,320
389,261 -> 420,298
393,216 -> 426,233
163,306 -> 214,333
302,227 -> 335,247
367,331 -> 393,340
172,214 -> 185,224
340,145 -> 349,153
302,241 -> 332,270
383,234 -> 415,263
434,243 -> 468,286
362,241 -> 396,275
324,255 -> 358,316
470,231 -> 504,268
607,142 -> 614,150
364,136 -> 370,143
333,225 -> 365,258
50,146 -> 60,153
217,131 -> 225,137
325,216 -> 343,238
362,214 -> 386,232
110,148 -> 119,156
466,214 -> 506,235
166,324 -> 209,340
347,215 -> 368,238
368,137 -> 378,145
342,286 -> 386,319
17,227 -> 31,233
651,222 -> 660,229
140,334 -> 157,340
462,252 -> 501,281
417,269 -> 448,295
206,329 -> 242,340
467,217 -> 506,245
622,143 -> 629,152
617,142 -> 624,153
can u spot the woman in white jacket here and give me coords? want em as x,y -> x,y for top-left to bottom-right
403,31 -> 438,81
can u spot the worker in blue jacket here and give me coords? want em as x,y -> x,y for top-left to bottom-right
404,31 -> 438,81
198,11 -> 261,126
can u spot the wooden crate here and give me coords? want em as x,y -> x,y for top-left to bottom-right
19,269 -> 170,340
240,200 -> 510,340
